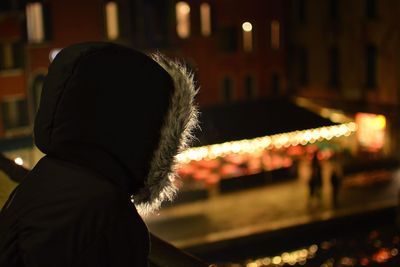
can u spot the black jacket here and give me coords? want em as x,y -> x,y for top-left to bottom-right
0,42 -> 198,267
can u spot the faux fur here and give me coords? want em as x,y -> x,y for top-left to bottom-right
132,53 -> 199,215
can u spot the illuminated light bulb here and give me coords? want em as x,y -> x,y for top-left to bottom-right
246,262 -> 258,267
14,157 -> 24,166
261,257 -> 271,265
282,252 -> 290,262
304,130 -> 313,142
272,256 -> 282,265
309,244 -> 318,254
242,22 -> 253,32
177,1 -> 190,14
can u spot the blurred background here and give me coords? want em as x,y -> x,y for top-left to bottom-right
1,0 -> 400,266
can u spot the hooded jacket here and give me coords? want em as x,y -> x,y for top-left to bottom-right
0,42 -> 198,267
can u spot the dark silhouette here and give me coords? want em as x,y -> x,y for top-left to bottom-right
0,42 -> 198,266
331,169 -> 341,208
309,153 -> 323,204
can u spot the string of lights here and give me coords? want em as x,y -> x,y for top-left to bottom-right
176,122 -> 357,164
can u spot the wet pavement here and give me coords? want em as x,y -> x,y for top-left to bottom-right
145,168 -> 400,249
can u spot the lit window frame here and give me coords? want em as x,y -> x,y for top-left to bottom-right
176,1 -> 191,39
270,20 -> 280,50
242,21 -> 254,53
26,2 -> 45,44
200,2 -> 211,37
105,1 -> 120,40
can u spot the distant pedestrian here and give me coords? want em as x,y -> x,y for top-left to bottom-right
331,169 -> 341,208
308,152 -> 323,204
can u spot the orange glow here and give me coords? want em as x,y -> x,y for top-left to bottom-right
176,122 -> 357,164
105,2 -> 119,40
26,3 -> 44,43
242,22 -> 253,52
270,20 -> 280,49
176,2 -> 191,38
355,113 -> 386,151
200,3 -> 211,36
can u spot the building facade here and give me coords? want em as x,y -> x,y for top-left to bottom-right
0,0 -> 287,166
287,0 -> 400,157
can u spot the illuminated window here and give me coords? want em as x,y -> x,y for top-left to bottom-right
242,22 -> 253,52
356,113 -> 385,151
200,3 -> 211,36
176,1 -> 190,39
222,77 -> 234,102
270,20 -> 280,50
0,42 -> 24,70
105,1 -> 119,40
1,97 -> 29,130
26,2 -> 45,43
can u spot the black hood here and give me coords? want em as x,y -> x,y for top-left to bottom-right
34,42 -> 198,214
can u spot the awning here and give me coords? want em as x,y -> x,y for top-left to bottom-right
193,98 -> 339,146
177,98 -> 356,163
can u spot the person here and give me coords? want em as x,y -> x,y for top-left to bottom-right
0,42 -> 198,266
308,152 -> 323,203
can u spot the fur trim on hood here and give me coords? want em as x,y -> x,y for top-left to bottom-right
33,42 -> 199,215
133,53 -> 199,215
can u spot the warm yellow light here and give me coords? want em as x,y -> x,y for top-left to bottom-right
270,20 -> 280,49
14,157 -> 23,166
26,3 -> 44,43
176,2 -> 191,38
176,122 -> 357,164
374,115 -> 386,130
242,22 -> 253,52
242,22 -> 253,32
105,2 -> 119,40
200,3 -> 211,36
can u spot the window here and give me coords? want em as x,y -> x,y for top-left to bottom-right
0,42 -> 24,70
270,20 -> 280,50
176,1 -> 190,38
105,1 -> 119,40
365,0 -> 376,19
1,97 -> 29,131
222,77 -> 234,102
200,3 -> 211,36
219,26 -> 237,52
26,2 -> 50,43
244,75 -> 256,99
299,47 -> 308,86
329,0 -> 339,20
271,73 -> 280,95
329,46 -> 340,87
366,44 -> 377,88
242,22 -> 253,52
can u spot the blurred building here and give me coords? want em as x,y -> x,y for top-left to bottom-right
287,0 -> 400,157
0,0 -> 287,166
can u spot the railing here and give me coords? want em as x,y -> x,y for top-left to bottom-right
0,154 -> 208,267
